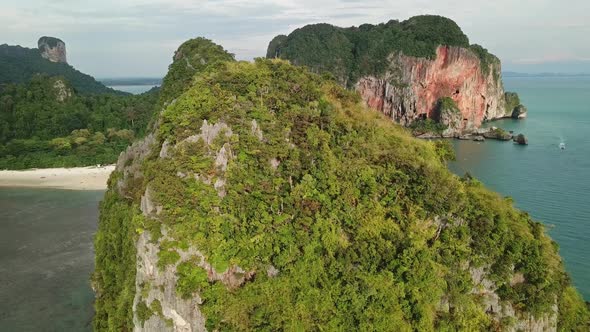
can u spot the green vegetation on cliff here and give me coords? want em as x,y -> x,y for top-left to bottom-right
0,43 -> 119,95
92,179 -> 140,330
0,75 -> 158,169
504,92 -> 527,119
266,15 -> 498,87
159,37 -> 235,105
92,38 -> 236,331
505,91 -> 522,114
265,34 -> 288,58
409,118 -> 447,136
436,97 -> 460,114
95,54 -> 589,331
468,44 -> 500,78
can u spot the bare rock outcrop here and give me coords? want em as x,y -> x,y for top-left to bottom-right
356,46 -> 510,136
38,36 -> 67,63
130,119 -> 260,331
469,266 -> 557,331
514,133 -> 529,145
512,104 -> 528,119
52,79 -> 72,102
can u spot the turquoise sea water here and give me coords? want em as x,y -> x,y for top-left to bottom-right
450,76 -> 590,300
0,189 -> 103,331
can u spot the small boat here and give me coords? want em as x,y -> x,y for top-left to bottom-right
559,143 -> 566,150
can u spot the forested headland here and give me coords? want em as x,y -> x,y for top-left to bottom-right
0,75 -> 158,169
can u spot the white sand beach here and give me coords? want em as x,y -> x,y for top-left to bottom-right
0,165 -> 115,190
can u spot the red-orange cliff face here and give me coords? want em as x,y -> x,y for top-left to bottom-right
356,46 -> 511,136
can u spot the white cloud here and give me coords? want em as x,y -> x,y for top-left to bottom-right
1,0 -> 589,76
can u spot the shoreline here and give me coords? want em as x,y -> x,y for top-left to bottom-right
0,165 -> 115,190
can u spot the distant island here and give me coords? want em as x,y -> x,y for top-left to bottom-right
503,71 -> 590,77
99,77 -> 163,86
0,37 -> 121,95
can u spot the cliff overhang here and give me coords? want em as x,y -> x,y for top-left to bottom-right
356,45 -> 526,137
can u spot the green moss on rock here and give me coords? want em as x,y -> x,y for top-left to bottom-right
437,96 -> 460,113
176,260 -> 210,299
484,127 -> 513,141
136,300 -> 153,326
157,249 -> 181,270
150,299 -> 163,316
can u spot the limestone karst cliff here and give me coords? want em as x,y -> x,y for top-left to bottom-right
267,15 -> 527,136
38,36 -> 67,63
50,77 -> 72,102
92,38 -> 590,332
0,37 -> 117,94
356,46 -> 508,135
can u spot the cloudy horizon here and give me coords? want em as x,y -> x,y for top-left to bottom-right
2,0 -> 589,78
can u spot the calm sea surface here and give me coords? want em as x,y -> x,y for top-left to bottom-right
450,76 -> 590,300
0,189 -> 103,331
108,85 -> 157,94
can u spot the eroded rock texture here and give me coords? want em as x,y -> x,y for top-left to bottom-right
356,46 -> 509,136
38,36 -> 67,63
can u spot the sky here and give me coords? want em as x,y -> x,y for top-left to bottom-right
1,0 -> 589,78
